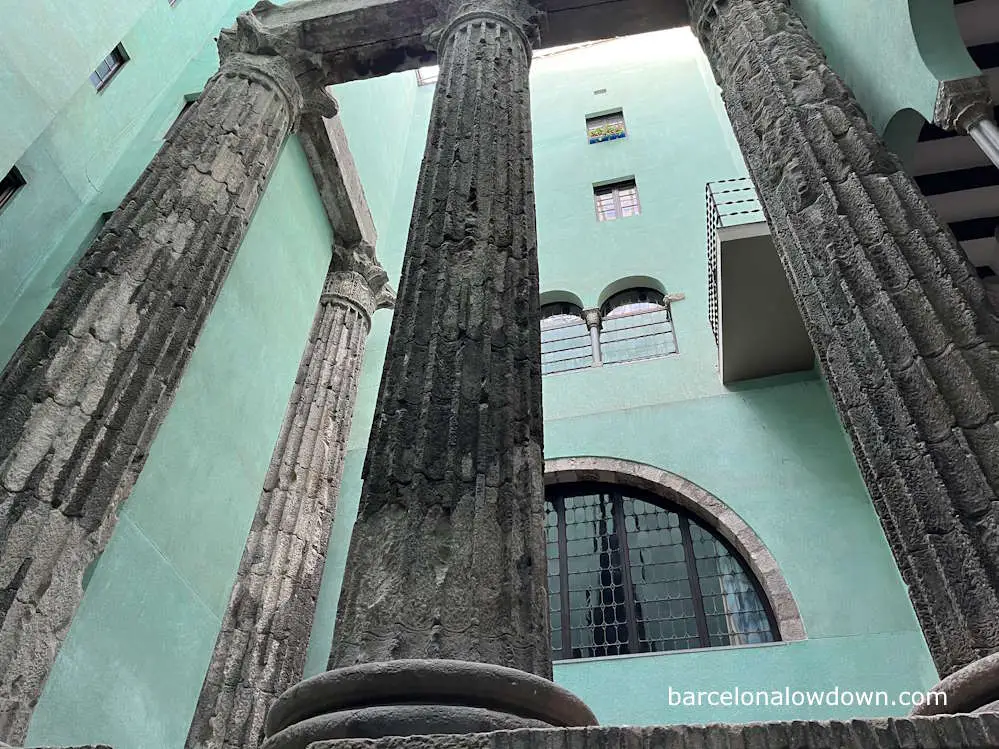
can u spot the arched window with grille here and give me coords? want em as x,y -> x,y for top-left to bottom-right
545,482 -> 779,660
540,302 -> 593,374
598,287 -> 677,364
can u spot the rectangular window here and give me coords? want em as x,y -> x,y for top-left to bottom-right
416,66 -> 440,86
586,110 -> 626,144
593,178 -> 640,222
90,44 -> 128,91
0,166 -> 26,212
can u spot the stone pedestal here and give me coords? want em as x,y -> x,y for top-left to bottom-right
185,244 -> 392,749
0,16 -> 334,741
688,0 -> 999,677
259,2 -> 596,746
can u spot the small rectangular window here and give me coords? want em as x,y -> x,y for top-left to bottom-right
586,110 -> 626,144
593,178 -> 640,222
0,166 -> 26,212
90,44 -> 128,91
416,66 -> 439,86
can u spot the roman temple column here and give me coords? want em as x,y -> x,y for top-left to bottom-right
185,243 -> 393,749
259,2 -> 596,746
688,0 -> 999,677
0,10 -> 334,744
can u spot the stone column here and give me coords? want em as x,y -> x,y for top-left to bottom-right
0,11 -> 334,744
259,2 -> 596,746
583,308 -> 603,365
934,77 -> 999,171
185,243 -> 393,749
689,0 -> 999,677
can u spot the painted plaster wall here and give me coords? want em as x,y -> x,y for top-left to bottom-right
310,28 -> 939,725
24,136 -> 333,749
791,0 -> 978,134
0,0 -> 249,367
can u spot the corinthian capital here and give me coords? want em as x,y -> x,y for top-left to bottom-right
217,0 -> 337,123
934,76 -> 996,134
426,0 -> 544,54
323,241 -> 395,317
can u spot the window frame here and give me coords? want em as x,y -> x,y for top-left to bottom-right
586,110 -> 627,144
546,481 -> 780,661
593,178 -> 640,222
90,44 -> 129,92
540,302 -> 594,375
0,166 -> 26,213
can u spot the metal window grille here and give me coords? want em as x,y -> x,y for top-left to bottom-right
598,288 -> 677,363
0,167 -> 26,212
586,111 -> 626,144
545,483 -> 779,660
90,44 -> 128,91
416,66 -> 440,85
705,177 -> 765,343
541,303 -> 592,374
593,179 -> 640,222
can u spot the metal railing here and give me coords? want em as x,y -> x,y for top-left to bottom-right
706,177 -> 765,343
541,318 -> 593,374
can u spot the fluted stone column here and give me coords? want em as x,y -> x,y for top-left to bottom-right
689,0 -> 999,677
0,11 -> 334,744
185,243 -> 393,749
259,2 -> 595,746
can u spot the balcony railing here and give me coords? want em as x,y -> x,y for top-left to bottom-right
706,177 -> 765,343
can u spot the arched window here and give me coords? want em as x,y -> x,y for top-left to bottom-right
598,288 -> 677,364
545,483 -> 778,660
540,302 -> 592,374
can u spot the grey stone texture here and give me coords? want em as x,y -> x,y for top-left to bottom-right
184,244 -> 393,749
328,0 -> 552,678
912,652 -> 999,716
933,76 -> 995,134
544,457 -> 806,642
688,0 -> 999,677
304,717 -> 999,749
0,21 -> 331,746
260,660 -> 596,749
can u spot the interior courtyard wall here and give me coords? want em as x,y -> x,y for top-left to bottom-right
791,0 -> 979,135
308,28 -> 940,726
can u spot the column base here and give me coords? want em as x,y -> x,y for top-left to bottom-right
260,659 -> 598,749
911,653 -> 999,716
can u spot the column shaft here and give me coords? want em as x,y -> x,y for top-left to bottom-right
329,0 -> 551,678
186,248 -> 390,749
0,48 -> 316,743
690,0 -> 999,676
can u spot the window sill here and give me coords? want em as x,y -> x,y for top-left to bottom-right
553,639 -> 793,666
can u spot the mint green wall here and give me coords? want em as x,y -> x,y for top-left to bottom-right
25,136 -> 333,749
312,28 -> 939,725
0,0 -> 250,367
792,0 -> 978,134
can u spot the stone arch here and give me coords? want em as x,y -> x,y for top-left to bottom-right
544,455 -> 806,642
597,275 -> 666,309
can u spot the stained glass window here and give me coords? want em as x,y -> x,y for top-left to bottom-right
546,483 -> 778,660
594,179 -> 640,222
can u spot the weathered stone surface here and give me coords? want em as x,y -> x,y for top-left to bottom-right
238,0 -> 688,82
0,21 -> 331,746
933,75 -> 995,134
185,244 -> 393,749
327,0 -> 551,678
305,716 -> 999,749
911,652 -> 999,716
688,0 -> 999,676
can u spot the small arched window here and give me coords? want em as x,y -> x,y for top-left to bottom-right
545,483 -> 778,660
598,288 -> 677,364
540,302 -> 592,374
